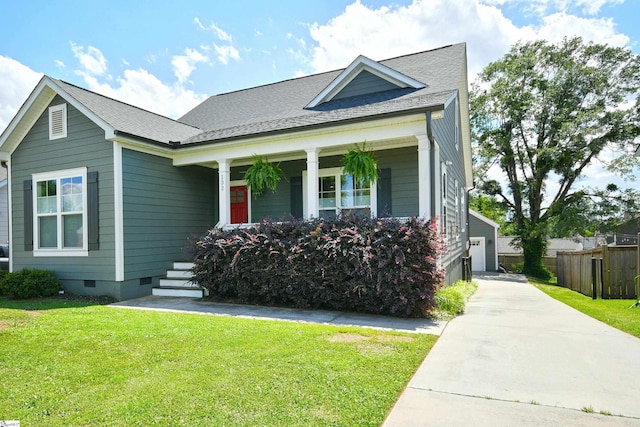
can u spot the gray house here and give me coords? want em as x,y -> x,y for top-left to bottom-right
0,43 -> 472,300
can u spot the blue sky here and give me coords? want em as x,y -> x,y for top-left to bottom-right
0,0 -> 638,191
1,0 -> 638,126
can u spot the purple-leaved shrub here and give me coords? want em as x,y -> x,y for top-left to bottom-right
190,215 -> 445,317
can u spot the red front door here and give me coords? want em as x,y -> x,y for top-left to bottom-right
230,185 -> 249,224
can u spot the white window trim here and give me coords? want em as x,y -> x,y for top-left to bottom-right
302,167 -> 377,218
33,167 -> 88,257
441,164 -> 448,237
49,104 -> 67,140
454,180 -> 460,241
230,180 -> 252,224
454,98 -> 460,152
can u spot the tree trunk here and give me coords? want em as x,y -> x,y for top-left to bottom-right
521,233 -> 551,279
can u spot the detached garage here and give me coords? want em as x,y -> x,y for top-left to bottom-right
468,210 -> 500,272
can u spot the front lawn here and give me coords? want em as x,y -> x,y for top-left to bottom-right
0,297 -> 436,426
531,279 -> 640,339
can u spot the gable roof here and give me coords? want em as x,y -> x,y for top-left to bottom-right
179,43 -> 469,145
0,76 -> 201,154
0,42 -> 471,186
469,209 -> 501,230
53,79 -> 201,143
305,54 -> 426,108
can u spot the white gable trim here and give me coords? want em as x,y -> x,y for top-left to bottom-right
0,76 -> 117,156
306,55 -> 425,108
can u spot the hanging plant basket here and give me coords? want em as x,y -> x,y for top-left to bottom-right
243,155 -> 284,197
342,142 -> 378,185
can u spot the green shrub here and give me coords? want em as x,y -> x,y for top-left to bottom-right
191,216 -> 446,317
435,280 -> 478,317
1,269 -> 61,299
0,269 -> 8,295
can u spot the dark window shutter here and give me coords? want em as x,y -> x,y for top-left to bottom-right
290,176 -> 303,219
377,168 -> 392,217
87,171 -> 99,250
24,180 -> 33,251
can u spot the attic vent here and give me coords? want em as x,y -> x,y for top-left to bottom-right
49,104 -> 67,140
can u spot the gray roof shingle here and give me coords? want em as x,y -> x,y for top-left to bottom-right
179,43 -> 466,144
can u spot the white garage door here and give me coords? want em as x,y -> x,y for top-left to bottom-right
469,237 -> 486,271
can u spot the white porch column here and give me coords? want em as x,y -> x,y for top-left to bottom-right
218,158 -> 231,226
306,148 -> 320,219
417,134 -> 431,219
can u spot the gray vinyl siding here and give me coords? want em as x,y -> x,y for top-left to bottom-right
469,213 -> 498,271
432,96 -> 468,283
10,95 -> 116,283
333,70 -> 399,100
376,147 -> 419,217
122,149 -> 216,281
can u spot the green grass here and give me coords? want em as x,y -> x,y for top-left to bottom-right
434,280 -> 478,319
0,297 -> 436,426
530,278 -> 640,339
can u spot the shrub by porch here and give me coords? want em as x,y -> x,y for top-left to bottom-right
190,216 -> 445,317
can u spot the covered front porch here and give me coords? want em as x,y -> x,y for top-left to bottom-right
171,113 -> 441,227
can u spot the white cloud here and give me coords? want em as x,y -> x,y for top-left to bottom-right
0,56 -> 42,134
172,48 -> 209,83
54,59 -> 65,68
77,68 -> 206,119
304,0 -> 631,79
194,18 -> 241,65
71,42 -> 108,76
194,17 -> 233,42
213,44 -> 240,65
65,44 -> 206,118
535,12 -> 629,46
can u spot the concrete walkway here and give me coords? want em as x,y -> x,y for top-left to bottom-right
110,295 -> 447,335
383,273 -> 640,426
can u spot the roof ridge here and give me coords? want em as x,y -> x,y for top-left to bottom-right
379,43 -> 459,64
52,78 -> 201,130
203,42 -> 462,100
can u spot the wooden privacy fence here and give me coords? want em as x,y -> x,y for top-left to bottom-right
556,245 -> 638,299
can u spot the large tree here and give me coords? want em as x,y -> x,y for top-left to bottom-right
471,37 -> 640,278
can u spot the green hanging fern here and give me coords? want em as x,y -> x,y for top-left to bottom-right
243,155 -> 284,197
342,142 -> 378,185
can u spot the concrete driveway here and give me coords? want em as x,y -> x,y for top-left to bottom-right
383,273 -> 640,426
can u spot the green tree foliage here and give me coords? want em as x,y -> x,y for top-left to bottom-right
471,37 -> 640,278
468,192 -> 516,235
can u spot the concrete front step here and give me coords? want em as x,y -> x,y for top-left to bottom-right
151,261 -> 204,298
174,262 -> 195,270
152,286 -> 204,298
167,269 -> 193,279
159,278 -> 198,287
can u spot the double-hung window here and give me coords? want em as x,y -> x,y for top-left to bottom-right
33,167 -> 88,256
305,167 -> 377,218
